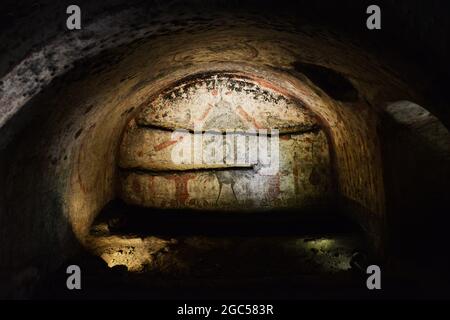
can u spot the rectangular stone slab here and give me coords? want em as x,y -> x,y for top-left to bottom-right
119,130 -> 333,211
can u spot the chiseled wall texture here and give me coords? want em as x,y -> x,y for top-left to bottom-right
0,2 -> 430,297
3,25 -> 416,251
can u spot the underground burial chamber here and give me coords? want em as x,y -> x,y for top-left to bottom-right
1,1 -> 450,298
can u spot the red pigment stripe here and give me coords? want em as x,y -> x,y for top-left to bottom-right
198,103 -> 214,122
236,105 -> 262,129
153,136 -> 183,151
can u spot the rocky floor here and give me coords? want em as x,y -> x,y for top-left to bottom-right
33,200 -> 418,299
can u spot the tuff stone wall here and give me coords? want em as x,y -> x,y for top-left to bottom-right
0,1 -> 435,297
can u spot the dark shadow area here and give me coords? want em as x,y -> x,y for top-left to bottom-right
291,61 -> 359,102
379,111 -> 450,299
93,199 -> 360,238
32,199 -> 424,300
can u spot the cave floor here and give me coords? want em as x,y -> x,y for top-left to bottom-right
34,201 -> 421,299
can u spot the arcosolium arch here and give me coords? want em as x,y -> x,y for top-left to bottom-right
2,3 -> 446,298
